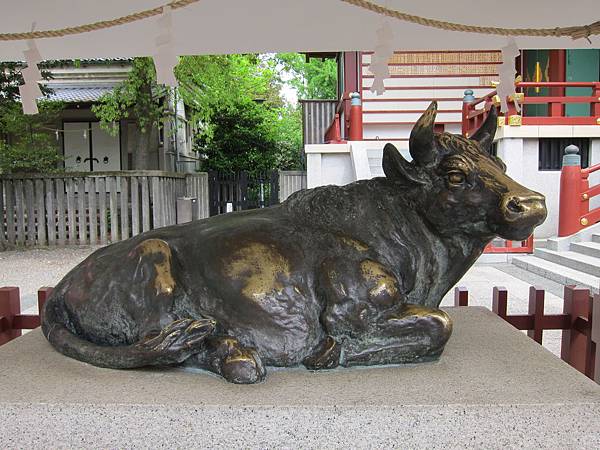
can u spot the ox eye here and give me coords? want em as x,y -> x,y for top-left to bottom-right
447,171 -> 466,185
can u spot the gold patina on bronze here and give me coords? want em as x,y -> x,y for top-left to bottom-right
360,259 -> 399,300
136,239 -> 176,295
225,242 -> 291,301
338,235 -> 369,252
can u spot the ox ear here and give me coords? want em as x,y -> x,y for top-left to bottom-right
382,143 -> 427,185
409,101 -> 438,166
471,105 -> 497,152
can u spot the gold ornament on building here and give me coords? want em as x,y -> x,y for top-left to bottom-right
581,218 -> 589,226
582,193 -> 589,200
508,115 -> 522,126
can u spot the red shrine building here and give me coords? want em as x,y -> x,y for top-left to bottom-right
302,49 -> 600,239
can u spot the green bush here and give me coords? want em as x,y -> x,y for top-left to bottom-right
0,138 -> 63,174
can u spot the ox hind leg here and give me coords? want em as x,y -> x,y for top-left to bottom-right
127,238 -> 221,367
186,336 -> 266,384
46,238 -> 218,369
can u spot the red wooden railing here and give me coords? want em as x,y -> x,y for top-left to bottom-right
484,236 -> 534,254
454,284 -> 599,383
462,81 -> 600,138
2,284 -> 597,384
0,287 -> 52,346
558,145 -> 600,236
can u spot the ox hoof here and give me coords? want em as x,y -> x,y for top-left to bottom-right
137,318 -> 216,364
221,348 -> 266,384
303,336 -> 341,370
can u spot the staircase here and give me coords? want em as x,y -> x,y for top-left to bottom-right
512,227 -> 600,294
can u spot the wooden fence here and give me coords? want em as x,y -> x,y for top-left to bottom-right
454,284 -> 599,383
0,171 -> 209,248
279,171 -> 307,202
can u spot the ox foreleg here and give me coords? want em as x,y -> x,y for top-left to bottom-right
189,336 -> 266,384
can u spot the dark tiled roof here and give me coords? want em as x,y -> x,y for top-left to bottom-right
45,85 -> 114,103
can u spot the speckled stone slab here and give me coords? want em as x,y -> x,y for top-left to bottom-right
1,306 -> 599,449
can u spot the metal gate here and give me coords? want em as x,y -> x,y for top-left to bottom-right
208,171 -> 279,216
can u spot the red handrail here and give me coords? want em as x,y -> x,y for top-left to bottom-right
462,81 -> 600,139
558,145 -> 600,237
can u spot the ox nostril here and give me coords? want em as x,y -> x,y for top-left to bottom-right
506,198 -> 523,214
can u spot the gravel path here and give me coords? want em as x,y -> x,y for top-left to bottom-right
0,246 -> 102,312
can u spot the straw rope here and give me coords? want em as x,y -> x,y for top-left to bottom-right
0,0 -> 597,42
340,0 -> 599,41
0,0 -> 200,41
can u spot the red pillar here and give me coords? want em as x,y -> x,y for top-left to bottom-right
558,145 -> 584,237
462,89 -> 475,137
0,287 -> 21,346
348,92 -> 363,141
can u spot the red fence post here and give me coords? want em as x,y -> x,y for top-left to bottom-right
561,286 -> 594,378
558,145 -> 584,237
592,83 -> 600,119
454,286 -> 468,306
593,294 -> 600,384
37,287 -> 53,321
0,287 -> 21,346
492,287 -> 508,320
527,286 -> 545,344
348,92 -> 363,141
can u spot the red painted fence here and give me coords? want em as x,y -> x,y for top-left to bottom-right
0,287 -> 52,346
1,284 -> 598,384
454,284 -> 599,383
462,81 -> 600,138
484,236 -> 534,254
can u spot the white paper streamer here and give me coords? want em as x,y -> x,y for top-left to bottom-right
369,21 -> 394,95
498,37 -> 521,113
153,5 -> 178,87
20,39 -> 43,114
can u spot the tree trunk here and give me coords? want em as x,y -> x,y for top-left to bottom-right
133,125 -> 158,170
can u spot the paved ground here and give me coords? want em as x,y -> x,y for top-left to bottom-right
1,247 -> 566,356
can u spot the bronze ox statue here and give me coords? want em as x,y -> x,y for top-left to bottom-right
42,102 -> 546,384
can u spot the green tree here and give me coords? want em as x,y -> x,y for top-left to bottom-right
178,54 -> 304,172
275,53 -> 338,100
0,101 -> 64,174
0,62 -> 63,174
92,57 -> 166,169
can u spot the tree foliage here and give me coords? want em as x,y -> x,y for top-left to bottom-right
177,54 -> 303,173
92,57 -> 165,169
275,53 -> 338,100
1,52 -> 336,174
0,62 -> 63,174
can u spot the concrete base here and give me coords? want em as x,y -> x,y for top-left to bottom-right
1,307 -> 599,449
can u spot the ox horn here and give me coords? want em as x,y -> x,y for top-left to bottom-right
470,105 -> 497,152
409,101 -> 438,166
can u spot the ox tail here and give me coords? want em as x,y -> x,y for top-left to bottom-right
41,293 -> 215,369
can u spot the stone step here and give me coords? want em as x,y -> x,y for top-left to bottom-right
592,233 -> 600,244
570,241 -> 600,258
534,248 -> 600,277
512,255 -> 600,294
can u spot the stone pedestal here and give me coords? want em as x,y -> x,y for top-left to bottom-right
1,307 -> 599,448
